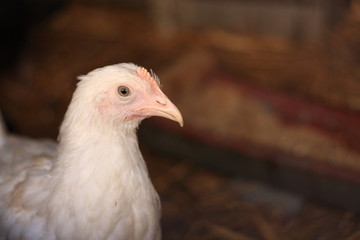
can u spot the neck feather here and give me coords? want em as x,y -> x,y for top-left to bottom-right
54,99 -> 148,189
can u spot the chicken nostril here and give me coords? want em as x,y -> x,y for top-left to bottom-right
156,100 -> 166,106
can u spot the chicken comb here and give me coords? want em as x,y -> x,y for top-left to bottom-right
136,67 -> 161,87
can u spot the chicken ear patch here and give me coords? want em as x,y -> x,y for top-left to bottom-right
136,67 -> 161,87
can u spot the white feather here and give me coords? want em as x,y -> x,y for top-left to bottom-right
0,63 -> 169,240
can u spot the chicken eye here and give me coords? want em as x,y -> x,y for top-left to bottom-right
118,86 -> 130,97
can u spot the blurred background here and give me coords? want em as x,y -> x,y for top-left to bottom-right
1,0 -> 360,239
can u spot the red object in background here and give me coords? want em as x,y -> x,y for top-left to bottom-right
148,71 -> 360,183
212,72 -> 360,152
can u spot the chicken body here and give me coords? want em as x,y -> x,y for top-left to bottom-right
0,64 -> 183,240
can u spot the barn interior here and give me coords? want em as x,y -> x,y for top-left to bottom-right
1,0 -> 360,239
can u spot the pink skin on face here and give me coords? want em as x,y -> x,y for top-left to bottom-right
98,67 -> 183,127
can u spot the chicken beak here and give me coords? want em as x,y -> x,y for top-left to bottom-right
137,95 -> 184,127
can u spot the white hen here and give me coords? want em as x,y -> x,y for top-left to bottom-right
0,63 -> 183,240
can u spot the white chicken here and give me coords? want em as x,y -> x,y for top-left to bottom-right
0,63 -> 183,240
